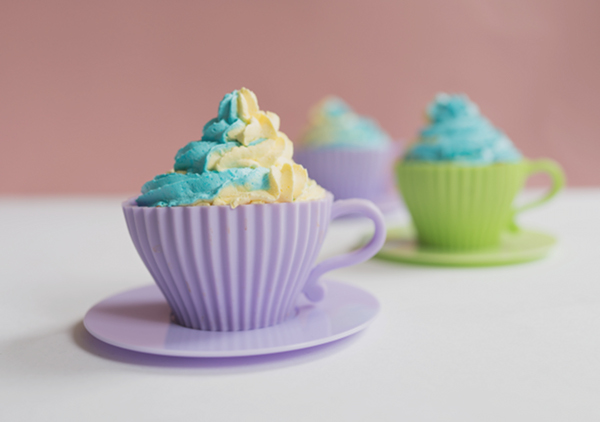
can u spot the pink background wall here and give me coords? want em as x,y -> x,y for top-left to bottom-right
1,0 -> 599,194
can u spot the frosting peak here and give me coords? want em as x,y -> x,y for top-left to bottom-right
301,97 -> 391,149
202,87 -> 280,147
426,93 -> 480,123
404,93 -> 522,165
137,88 -> 325,208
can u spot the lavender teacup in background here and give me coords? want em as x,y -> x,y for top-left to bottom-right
295,97 -> 402,214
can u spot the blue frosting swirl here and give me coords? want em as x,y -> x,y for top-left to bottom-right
137,90 -> 272,207
137,167 -> 271,207
136,88 -> 324,207
301,97 -> 391,149
404,93 -> 522,165
201,90 -> 247,143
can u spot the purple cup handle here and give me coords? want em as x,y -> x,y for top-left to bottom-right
302,199 -> 386,302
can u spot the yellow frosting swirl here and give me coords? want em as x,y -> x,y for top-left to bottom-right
137,88 -> 325,208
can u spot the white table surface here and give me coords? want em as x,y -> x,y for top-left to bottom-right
1,189 -> 599,422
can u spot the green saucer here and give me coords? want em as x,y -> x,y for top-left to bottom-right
375,227 -> 556,267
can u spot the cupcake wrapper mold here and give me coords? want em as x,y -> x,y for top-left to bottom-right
396,160 -> 564,251
123,193 -> 386,331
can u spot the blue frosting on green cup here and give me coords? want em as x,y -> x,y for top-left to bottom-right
404,93 -> 522,165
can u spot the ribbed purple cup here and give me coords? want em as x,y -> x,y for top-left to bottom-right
294,143 -> 403,213
123,192 -> 385,332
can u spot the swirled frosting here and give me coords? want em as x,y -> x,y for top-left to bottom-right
137,88 -> 325,207
404,93 -> 522,165
300,97 -> 391,149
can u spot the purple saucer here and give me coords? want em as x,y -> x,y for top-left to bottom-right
83,280 -> 379,358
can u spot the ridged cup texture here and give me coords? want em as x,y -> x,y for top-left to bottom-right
295,144 -> 401,203
397,162 -> 528,251
123,196 -> 332,331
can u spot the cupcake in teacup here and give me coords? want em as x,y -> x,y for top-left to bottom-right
124,88 -> 386,331
295,97 -> 402,213
397,93 -> 565,251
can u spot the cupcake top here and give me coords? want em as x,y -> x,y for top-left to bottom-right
137,88 -> 325,208
404,93 -> 522,165
300,97 -> 391,149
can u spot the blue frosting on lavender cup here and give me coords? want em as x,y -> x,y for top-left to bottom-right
300,97 -> 391,150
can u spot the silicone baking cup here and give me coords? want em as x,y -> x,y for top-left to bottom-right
123,193 -> 385,332
396,159 -> 565,251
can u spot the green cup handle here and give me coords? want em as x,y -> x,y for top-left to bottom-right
508,159 -> 565,232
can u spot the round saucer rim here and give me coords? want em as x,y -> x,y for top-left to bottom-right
376,227 -> 556,267
83,308 -> 377,358
83,280 -> 379,358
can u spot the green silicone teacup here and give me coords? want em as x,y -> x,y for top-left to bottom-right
396,159 -> 565,251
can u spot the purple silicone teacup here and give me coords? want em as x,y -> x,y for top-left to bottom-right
294,143 -> 403,213
123,192 -> 385,331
